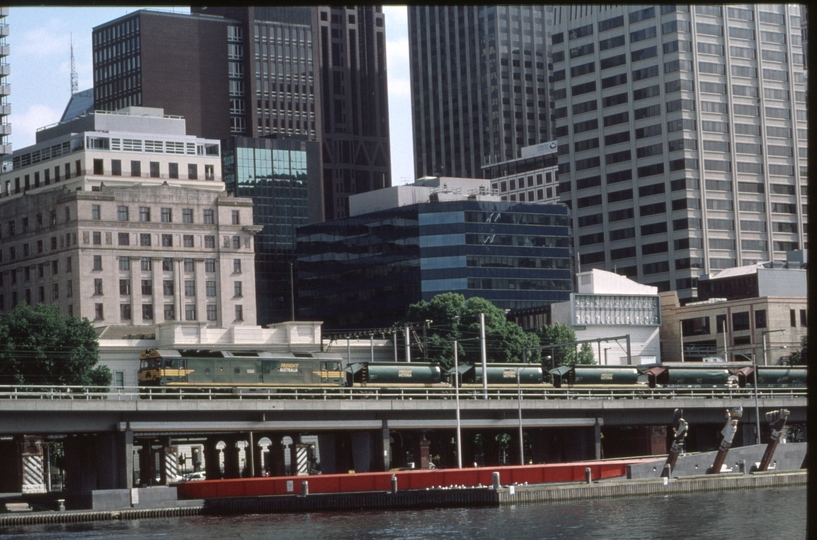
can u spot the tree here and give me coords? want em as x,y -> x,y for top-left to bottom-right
0,303 -> 111,386
788,335 -> 808,365
536,323 -> 596,367
403,293 -> 540,370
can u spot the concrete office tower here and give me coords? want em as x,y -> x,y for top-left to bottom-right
0,107 -> 258,327
96,7 -> 390,222
551,5 -> 807,303
0,7 -> 9,157
409,6 -> 554,179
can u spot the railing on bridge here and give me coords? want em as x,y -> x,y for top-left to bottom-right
0,385 -> 807,402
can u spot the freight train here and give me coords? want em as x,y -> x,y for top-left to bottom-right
138,349 -> 807,391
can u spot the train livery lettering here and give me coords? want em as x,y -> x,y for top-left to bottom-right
246,369 -> 255,374
278,363 -> 299,373
503,370 -> 515,378
398,370 -> 413,377
601,373 -> 614,380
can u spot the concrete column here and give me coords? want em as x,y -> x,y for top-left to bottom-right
481,432 -> 500,467
159,436 -> 177,484
0,439 -> 20,492
317,433 -> 337,474
64,435 -> 101,493
380,421 -> 391,472
252,436 -> 265,477
18,435 -> 46,494
412,433 -> 431,469
222,436 -> 242,479
203,437 -> 222,480
269,436 -> 287,477
119,429 -> 134,489
594,419 -> 602,460
351,431 -> 375,472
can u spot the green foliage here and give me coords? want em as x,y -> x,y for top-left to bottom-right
536,323 -> 596,367
788,335 -> 808,365
403,293 -> 540,370
0,303 -> 111,387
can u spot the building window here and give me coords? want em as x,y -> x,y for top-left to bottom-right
188,164 -> 198,180
206,281 -> 217,297
120,279 -> 130,295
93,159 -> 103,175
205,165 -> 215,180
233,259 -> 241,273
205,235 -> 215,248
115,371 -> 125,389
118,206 -> 129,221
732,312 -> 750,332
131,161 -> 141,177
141,257 -> 152,271
161,234 -> 173,247
163,280 -> 174,296
94,278 -> 103,295
92,231 -> 102,245
185,305 -> 196,321
206,304 -> 217,321
119,258 -> 131,271
140,234 -> 151,246
232,236 -> 241,249
51,283 -> 59,300
142,304 -> 154,320
162,258 -> 173,271
231,210 -> 240,225
139,207 -> 151,222
161,208 -> 172,223
755,309 -> 767,329
205,259 -> 217,272
141,279 -> 153,296
800,310 -> 807,327
118,233 -> 130,246
234,281 -> 242,297
182,209 -> 193,223
93,255 -> 102,271
184,258 -> 195,272
185,280 -> 195,296
791,309 -> 797,327
150,162 -> 160,178
235,305 -> 243,321
92,204 -> 101,220
120,304 -> 131,320
183,235 -> 194,248
66,281 -> 72,298
95,303 -> 104,320
169,163 -> 179,179
112,160 -> 122,176
164,304 -> 176,320
204,209 -> 215,224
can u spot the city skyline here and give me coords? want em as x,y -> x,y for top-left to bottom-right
5,6 -> 416,184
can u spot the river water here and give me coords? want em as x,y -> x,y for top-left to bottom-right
0,486 -> 806,539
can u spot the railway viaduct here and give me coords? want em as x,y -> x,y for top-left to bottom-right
0,388 -> 806,495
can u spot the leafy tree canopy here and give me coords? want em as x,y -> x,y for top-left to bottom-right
788,335 -> 808,365
536,322 -> 596,367
403,293 -> 540,370
0,303 -> 111,386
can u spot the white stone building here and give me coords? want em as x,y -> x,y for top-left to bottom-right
0,107 -> 259,327
550,269 -> 662,365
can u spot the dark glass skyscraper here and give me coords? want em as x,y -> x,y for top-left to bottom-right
222,136 -> 322,325
297,196 -> 572,330
408,6 -> 554,179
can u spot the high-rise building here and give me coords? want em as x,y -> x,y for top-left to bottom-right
0,7 -> 10,158
551,5 -> 807,303
222,135 -> 322,326
94,6 -> 391,222
408,6 -> 554,179
483,141 -> 560,204
296,178 -> 572,330
0,107 -> 259,327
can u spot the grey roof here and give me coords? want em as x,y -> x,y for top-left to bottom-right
60,89 -> 95,123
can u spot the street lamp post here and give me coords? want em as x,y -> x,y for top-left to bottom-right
517,368 -> 524,465
479,312 -> 488,400
762,329 -> 785,367
453,339 -> 462,469
733,352 -> 761,445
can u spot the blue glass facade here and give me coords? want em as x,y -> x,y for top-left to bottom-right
296,200 -> 572,330
223,136 -> 321,325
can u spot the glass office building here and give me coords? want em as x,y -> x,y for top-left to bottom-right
296,199 -> 572,330
222,136 -> 322,325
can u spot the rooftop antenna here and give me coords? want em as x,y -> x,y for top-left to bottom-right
70,33 -> 78,96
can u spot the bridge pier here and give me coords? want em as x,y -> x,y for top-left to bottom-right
64,433 -> 132,492
222,435 -> 242,478
204,437 -> 223,479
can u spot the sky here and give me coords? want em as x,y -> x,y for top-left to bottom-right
6,6 -> 415,184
